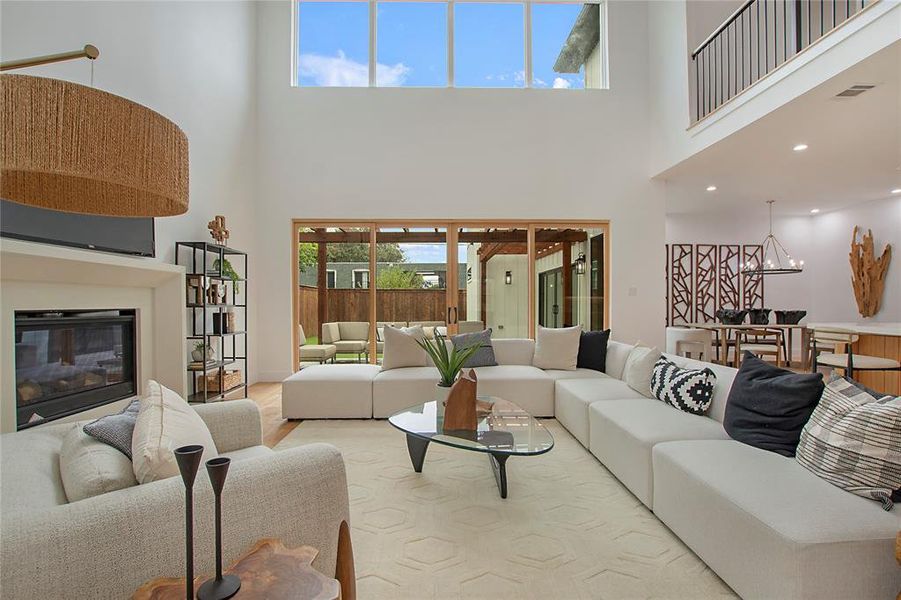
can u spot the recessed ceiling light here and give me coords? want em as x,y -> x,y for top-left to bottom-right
810,208 -> 820,214
891,188 -> 901,194
793,144 -> 809,152
706,185 -> 717,192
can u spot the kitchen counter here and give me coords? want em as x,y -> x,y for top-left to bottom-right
806,322 -> 901,337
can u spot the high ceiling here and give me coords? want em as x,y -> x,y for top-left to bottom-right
661,40 -> 900,216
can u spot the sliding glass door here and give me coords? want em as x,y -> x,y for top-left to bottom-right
292,221 -> 609,370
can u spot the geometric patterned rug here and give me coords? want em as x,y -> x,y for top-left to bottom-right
275,420 -> 737,600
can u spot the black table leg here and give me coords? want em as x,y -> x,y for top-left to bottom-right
488,453 -> 509,499
405,435 -> 429,473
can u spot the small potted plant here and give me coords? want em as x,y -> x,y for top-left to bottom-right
191,341 -> 215,363
416,334 -> 482,407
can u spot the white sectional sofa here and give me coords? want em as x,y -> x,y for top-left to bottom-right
282,337 -> 901,599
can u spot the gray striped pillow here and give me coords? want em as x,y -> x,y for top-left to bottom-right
795,375 -> 901,510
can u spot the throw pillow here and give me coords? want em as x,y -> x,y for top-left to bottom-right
622,345 -> 661,398
451,329 -> 497,368
796,374 -> 901,510
82,398 -> 140,458
650,357 -> 717,415
532,325 -> 582,370
576,329 -> 611,372
381,325 -> 427,370
131,380 -> 218,484
723,352 -> 824,457
60,424 -> 138,502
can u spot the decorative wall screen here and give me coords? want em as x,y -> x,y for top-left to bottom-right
666,243 -> 763,325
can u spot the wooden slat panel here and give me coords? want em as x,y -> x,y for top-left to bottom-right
298,287 -> 466,328
694,244 -> 717,323
670,244 -> 693,325
741,245 -> 764,309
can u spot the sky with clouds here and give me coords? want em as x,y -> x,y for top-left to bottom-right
297,2 -> 589,89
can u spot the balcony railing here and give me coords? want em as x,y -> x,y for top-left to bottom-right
691,0 -> 871,122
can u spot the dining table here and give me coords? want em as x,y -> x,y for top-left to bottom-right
683,322 -> 810,368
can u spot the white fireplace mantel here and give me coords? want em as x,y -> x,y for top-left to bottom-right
1,239 -> 186,433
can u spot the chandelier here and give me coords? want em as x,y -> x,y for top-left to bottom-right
740,200 -> 804,275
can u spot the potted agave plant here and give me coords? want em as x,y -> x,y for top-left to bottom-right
416,334 -> 482,409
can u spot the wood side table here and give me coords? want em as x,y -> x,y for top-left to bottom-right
134,539 -> 341,600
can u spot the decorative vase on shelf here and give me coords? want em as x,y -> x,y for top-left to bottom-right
747,308 -> 771,325
775,310 -> 806,324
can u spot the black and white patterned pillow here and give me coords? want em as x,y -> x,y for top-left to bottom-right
796,374 -> 901,510
82,398 -> 140,459
650,357 -> 716,415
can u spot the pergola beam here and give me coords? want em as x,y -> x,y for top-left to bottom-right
297,229 -> 587,244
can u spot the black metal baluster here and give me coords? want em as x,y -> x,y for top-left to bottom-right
764,0 -> 769,74
757,0 -> 762,80
726,25 -> 731,100
783,0 -> 787,64
821,0 -> 824,37
695,54 -> 699,121
795,0 -> 803,53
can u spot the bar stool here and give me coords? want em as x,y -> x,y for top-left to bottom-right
810,327 -> 901,380
666,327 -> 713,362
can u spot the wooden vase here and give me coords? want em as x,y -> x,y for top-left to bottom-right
442,370 -> 478,431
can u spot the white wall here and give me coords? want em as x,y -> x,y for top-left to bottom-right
1,1 -> 260,382
807,197 -> 901,322
649,0 -> 901,176
666,196 -> 901,325
254,0 -> 666,380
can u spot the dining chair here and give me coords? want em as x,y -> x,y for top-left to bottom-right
809,327 -> 901,380
665,327 -> 714,362
737,328 -> 784,367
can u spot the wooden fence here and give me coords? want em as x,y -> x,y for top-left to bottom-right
298,286 -> 467,334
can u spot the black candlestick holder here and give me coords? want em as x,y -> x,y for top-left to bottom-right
197,457 -> 241,600
174,445 -> 205,600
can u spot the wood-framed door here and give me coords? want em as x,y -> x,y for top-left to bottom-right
291,220 -> 610,371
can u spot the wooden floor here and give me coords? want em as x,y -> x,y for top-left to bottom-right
246,382 -> 300,448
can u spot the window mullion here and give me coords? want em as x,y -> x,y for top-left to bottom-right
524,2 -> 532,88
369,0 -> 377,87
447,1 -> 455,87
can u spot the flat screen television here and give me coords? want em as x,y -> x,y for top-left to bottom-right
0,199 -> 155,257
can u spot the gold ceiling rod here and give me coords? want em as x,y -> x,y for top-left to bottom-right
1,44 -> 99,72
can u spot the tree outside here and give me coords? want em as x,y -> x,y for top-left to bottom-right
298,242 -> 405,272
376,265 -> 426,289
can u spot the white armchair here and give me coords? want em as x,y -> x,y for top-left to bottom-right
0,400 -> 355,599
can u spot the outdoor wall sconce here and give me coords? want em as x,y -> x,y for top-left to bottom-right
575,253 -> 587,275
505,271 -> 513,285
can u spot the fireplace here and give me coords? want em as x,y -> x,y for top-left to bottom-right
14,309 -> 137,430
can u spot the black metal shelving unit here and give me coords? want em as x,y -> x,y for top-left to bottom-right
176,241 -> 248,403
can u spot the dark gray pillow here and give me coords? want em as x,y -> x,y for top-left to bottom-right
82,399 -> 140,459
724,352 -> 824,457
451,329 -> 497,368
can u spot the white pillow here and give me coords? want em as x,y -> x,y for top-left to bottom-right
623,345 -> 661,398
60,424 -> 138,502
131,380 -> 218,484
381,325 -> 427,370
532,325 -> 582,371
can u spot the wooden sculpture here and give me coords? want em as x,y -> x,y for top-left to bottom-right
207,215 -> 230,245
443,369 -> 478,431
849,226 -> 892,318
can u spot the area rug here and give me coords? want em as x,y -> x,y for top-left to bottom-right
275,419 -> 735,600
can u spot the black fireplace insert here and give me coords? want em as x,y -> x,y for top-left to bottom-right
14,309 -> 137,430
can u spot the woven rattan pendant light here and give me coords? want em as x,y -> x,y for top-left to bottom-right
1,74 -> 188,217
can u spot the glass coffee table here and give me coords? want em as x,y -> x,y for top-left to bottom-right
388,396 -> 554,498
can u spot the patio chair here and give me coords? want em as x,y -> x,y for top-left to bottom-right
321,322 -> 370,363
298,325 -> 337,365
